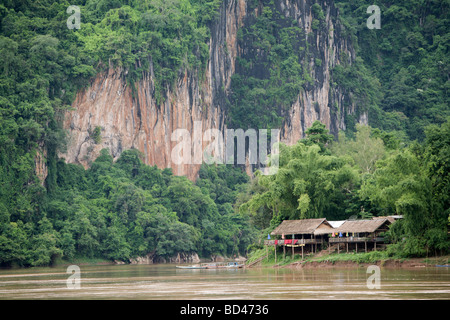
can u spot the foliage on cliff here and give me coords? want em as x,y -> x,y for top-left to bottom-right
78,0 -> 222,103
228,0 -> 307,129
227,0 -> 332,130
334,0 -> 449,141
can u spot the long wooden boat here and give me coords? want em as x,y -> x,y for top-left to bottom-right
176,262 -> 245,269
203,262 -> 245,269
175,264 -> 207,269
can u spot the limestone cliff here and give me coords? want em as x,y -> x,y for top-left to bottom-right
233,0 -> 367,146
60,0 -> 365,180
61,0 -> 246,180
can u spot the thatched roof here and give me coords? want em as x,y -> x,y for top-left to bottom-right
334,218 -> 391,234
271,218 -> 332,235
271,217 -> 393,237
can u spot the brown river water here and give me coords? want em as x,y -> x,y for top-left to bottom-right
0,263 -> 448,300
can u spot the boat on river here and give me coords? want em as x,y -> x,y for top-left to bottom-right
176,262 -> 245,269
175,264 -> 207,269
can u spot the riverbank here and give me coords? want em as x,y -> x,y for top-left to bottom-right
282,257 -> 444,269
50,254 -> 245,268
246,248 -> 450,269
57,258 -> 114,267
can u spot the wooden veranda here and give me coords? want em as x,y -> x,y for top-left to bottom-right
264,218 -> 334,261
266,217 -> 395,260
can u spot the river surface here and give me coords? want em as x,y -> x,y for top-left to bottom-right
0,264 -> 448,300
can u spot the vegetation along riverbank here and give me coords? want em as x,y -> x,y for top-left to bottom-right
246,247 -> 450,269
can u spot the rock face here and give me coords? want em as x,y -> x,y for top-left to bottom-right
125,252 -> 201,264
61,0 -> 366,180
62,66 -> 226,181
61,0 -> 247,181
35,142 -> 48,186
269,0 -> 367,145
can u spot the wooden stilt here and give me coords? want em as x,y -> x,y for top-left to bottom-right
356,242 -> 358,253
338,243 -> 340,254
313,235 -> 315,253
301,244 -> 304,260
293,235 -> 296,259
275,244 -> 277,263
365,241 -> 367,253
283,244 -> 286,260
374,241 -> 377,251
346,242 -> 348,253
